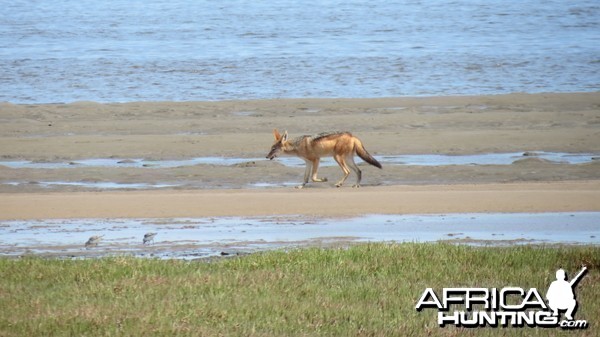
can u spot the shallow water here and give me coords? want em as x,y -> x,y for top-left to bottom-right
1,212 -> 598,259
1,152 -> 596,169
2,152 -> 596,191
3,181 -> 178,190
1,0 -> 598,103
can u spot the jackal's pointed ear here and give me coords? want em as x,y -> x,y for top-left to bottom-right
273,128 -> 281,141
282,130 -> 288,142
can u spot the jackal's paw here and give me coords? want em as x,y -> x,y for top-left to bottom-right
352,184 -> 361,188
295,184 -> 305,189
335,182 -> 343,188
321,177 -> 328,182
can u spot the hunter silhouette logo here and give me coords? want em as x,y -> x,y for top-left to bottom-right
415,265 -> 589,329
546,266 -> 587,321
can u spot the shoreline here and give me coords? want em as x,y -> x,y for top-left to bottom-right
3,90 -> 598,105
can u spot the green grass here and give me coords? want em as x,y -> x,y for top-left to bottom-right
0,243 -> 598,336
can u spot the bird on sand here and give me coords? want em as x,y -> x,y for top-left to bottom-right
85,235 -> 104,248
143,232 -> 157,245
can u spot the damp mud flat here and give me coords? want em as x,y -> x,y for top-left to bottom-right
1,212 -> 598,259
1,94 -> 599,259
1,93 -> 600,192
2,93 -> 599,161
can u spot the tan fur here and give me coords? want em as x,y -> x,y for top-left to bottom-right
266,129 -> 382,189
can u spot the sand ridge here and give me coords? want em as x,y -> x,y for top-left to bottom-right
1,181 -> 599,220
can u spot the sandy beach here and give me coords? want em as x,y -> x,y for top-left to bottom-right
0,182 -> 599,220
1,92 -> 600,219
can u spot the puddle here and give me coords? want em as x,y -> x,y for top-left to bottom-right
375,152 -> 599,166
0,212 -> 597,259
3,181 -> 179,190
248,182 -> 298,188
232,111 -> 258,117
2,181 -> 301,190
0,152 -> 597,170
0,157 -> 264,169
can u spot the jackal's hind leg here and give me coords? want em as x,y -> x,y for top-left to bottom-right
311,159 -> 328,183
334,155 -> 351,187
347,155 -> 362,188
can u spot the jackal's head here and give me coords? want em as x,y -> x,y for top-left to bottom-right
266,129 -> 288,160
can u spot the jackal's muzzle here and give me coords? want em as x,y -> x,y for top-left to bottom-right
266,145 -> 280,160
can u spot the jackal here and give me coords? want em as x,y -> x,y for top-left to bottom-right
266,129 -> 382,188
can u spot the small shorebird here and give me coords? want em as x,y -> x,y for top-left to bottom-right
143,232 -> 157,245
85,235 -> 104,248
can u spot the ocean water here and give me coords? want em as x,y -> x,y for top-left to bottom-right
1,0 -> 598,103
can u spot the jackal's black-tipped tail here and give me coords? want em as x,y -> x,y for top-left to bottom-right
355,139 -> 382,169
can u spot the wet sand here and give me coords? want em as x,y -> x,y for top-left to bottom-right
1,93 -> 599,255
2,92 -> 599,159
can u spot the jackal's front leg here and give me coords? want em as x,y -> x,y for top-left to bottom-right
295,161 -> 313,189
311,159 -> 328,183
